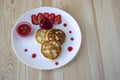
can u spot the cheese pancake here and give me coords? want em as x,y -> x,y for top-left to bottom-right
35,29 -> 48,44
46,29 -> 66,45
41,40 -> 61,59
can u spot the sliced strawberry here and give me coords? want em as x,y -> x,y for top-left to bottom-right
37,13 -> 43,24
31,14 -> 38,25
54,15 -> 61,24
44,12 -> 49,18
48,13 -> 55,23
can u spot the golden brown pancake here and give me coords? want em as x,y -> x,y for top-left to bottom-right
46,29 -> 66,45
35,29 -> 48,44
41,40 -> 61,60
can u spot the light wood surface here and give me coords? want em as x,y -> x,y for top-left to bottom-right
0,0 -> 120,80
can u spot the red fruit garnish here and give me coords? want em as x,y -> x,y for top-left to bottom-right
31,14 -> 38,25
54,15 -> 61,24
39,17 -> 53,29
37,13 -> 43,24
44,13 -> 49,18
48,13 -> 55,23
16,22 -> 32,37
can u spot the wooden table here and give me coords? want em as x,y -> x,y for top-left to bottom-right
0,0 -> 120,80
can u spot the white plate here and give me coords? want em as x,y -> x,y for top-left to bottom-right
11,7 -> 82,70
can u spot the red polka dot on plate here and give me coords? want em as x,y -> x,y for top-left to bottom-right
32,53 -> 37,58
68,46 -> 73,52
55,62 -> 59,65
69,31 -> 72,33
63,23 -> 67,27
24,48 -> 28,52
70,37 -> 74,41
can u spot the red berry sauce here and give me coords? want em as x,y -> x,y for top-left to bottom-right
70,37 -> 74,41
63,23 -> 67,27
32,53 -> 37,58
69,31 -> 72,33
55,62 -> 59,65
68,46 -> 73,52
16,22 -> 32,37
24,48 -> 28,52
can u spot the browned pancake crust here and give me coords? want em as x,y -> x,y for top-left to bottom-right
41,40 -> 61,59
35,29 -> 49,44
46,29 -> 66,45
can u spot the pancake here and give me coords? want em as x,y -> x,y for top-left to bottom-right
46,29 -> 66,45
41,40 -> 61,60
35,29 -> 48,44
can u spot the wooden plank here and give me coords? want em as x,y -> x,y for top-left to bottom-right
0,0 -> 120,80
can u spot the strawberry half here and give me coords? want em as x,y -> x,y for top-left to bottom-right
54,15 -> 61,24
31,14 -> 38,25
37,13 -> 43,24
48,13 -> 55,23
44,12 -> 49,18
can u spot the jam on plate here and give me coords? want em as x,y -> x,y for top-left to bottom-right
16,22 -> 32,37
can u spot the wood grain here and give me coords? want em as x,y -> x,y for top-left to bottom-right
0,0 -> 120,80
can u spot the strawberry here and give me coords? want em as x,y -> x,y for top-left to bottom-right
39,17 -> 53,29
37,13 -> 43,24
31,14 -> 38,25
48,13 -> 55,23
44,12 -> 49,18
54,15 -> 61,24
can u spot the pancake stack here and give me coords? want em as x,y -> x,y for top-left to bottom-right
35,29 -> 66,60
